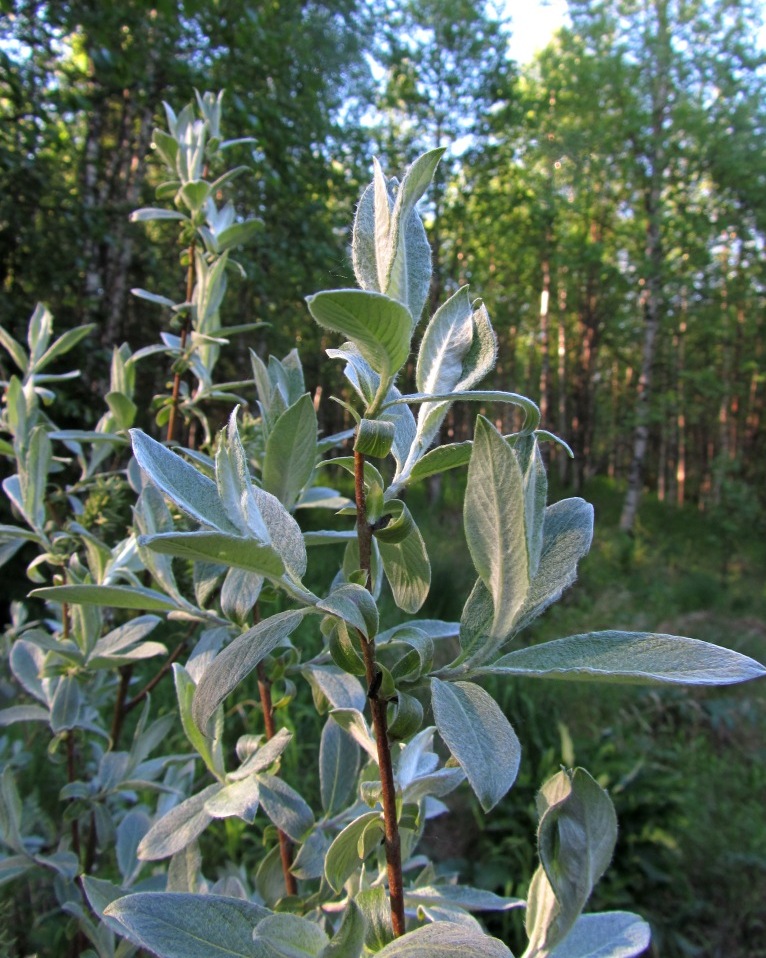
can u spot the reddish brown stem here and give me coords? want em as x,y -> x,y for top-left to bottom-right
257,658 -> 298,897
166,243 -> 196,444
354,449 -> 406,937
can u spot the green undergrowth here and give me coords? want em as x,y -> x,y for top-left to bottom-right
410,475 -> 766,958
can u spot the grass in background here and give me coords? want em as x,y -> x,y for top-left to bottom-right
412,474 -> 766,958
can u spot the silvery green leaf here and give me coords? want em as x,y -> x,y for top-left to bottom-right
81,875 -> 134,937
295,487 -> 352,511
465,417 -> 528,641
481,631 -> 766,686
167,842 -> 202,893
431,679 -> 521,812
0,324 -> 28,371
373,158 -> 393,290
318,583 -> 379,639
104,892 -> 271,958
130,207 -> 188,221
410,287 -> 475,459
138,783 -> 222,860
0,704 -> 49,726
303,666 -> 366,711
525,768 -> 617,955
378,519 -> 430,614
205,775 -> 261,823
195,560 -> 226,609
402,766 -> 465,804
544,911 -> 651,958
455,301 -> 497,391
328,709 -> 377,761
384,149 -> 444,320
356,886 -> 393,951
116,809 -> 151,884
384,391 -> 539,433
374,921 -> 513,957
263,394 -> 318,510
253,913 -> 328,958
324,811 -> 384,892
89,615 -> 161,664
215,410 -> 260,536
321,898 -> 365,958
138,531 -> 285,578
256,773 -> 314,842
249,485 -> 308,580
416,905 -> 483,930
187,626 -> 228,683
306,289 -> 412,379
193,610 -> 307,731
131,429 -> 239,533
130,288 -> 178,308
378,620 -> 459,644
291,829 -> 331,881
405,885 -> 523,913
30,583 -> 181,612
50,674 -> 82,732
458,579 -> 494,662
515,498 -> 594,633
232,727 -> 293,780
221,567 -> 263,623
0,767 -> 24,853
134,485 -> 182,599
9,638 -> 48,704
27,301 -> 52,363
516,437 -> 547,578
22,425 -> 51,532
320,717 -> 361,815
396,726 -> 438,788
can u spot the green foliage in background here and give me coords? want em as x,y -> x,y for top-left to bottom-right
1,93 -> 764,958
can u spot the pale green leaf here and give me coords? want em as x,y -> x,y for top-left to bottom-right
30,583 -> 180,612
481,631 -> 766,686
320,899 -> 365,958
104,892 -> 271,958
192,610 -> 307,731
257,773 -> 314,842
138,531 -> 285,578
131,429 -> 240,532
324,811 -> 384,892
431,679 -> 521,812
378,520 -> 430,613
546,911 -> 651,958
306,289 -> 412,378
263,394 -> 318,510
465,417 -> 528,641
375,922 -> 513,958
138,784 -> 222,861
320,717 -> 361,815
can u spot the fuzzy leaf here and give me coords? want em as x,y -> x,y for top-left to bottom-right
138,784 -> 222,861
263,394 -> 318,510
320,899 -> 365,958
431,679 -> 520,812
257,773 -> 314,842
375,922 -> 513,957
30,583 -> 180,612
378,520 -> 430,613
324,811 -> 384,892
138,531 -> 285,577
193,610 -> 307,731
105,892 -> 271,958
546,911 -> 651,958
465,417 -> 528,641
481,631 -> 766,686
320,718 -> 361,815
131,430 -> 239,533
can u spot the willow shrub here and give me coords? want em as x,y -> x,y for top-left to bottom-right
1,93 -> 764,958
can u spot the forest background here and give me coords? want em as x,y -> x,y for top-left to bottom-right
1,0 -> 766,955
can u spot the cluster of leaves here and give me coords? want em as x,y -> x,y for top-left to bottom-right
1,93 -> 764,958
